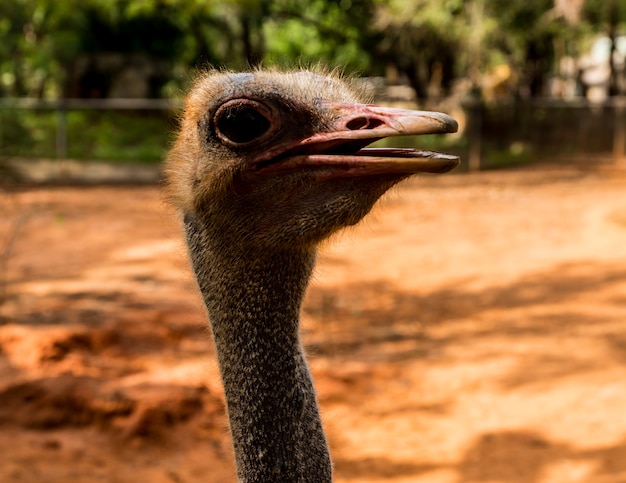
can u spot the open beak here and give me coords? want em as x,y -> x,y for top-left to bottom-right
254,102 -> 460,177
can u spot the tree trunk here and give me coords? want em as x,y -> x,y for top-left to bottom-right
608,0 -> 620,97
241,15 -> 264,68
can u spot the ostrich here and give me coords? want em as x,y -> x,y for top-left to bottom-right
165,69 -> 459,482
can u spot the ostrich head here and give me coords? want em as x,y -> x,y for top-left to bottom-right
166,69 -> 459,249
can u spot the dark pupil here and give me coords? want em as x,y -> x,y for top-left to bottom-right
217,105 -> 271,144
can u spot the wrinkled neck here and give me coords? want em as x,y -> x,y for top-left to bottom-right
184,214 -> 332,483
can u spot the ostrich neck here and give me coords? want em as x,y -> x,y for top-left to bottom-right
184,215 -> 332,483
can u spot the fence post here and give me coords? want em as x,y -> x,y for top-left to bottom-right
56,100 -> 68,159
614,96 -> 626,165
467,96 -> 482,172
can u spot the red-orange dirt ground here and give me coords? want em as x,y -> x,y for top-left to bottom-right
1,163 -> 626,482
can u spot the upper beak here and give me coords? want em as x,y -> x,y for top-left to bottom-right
316,103 -> 458,140
255,102 -> 460,176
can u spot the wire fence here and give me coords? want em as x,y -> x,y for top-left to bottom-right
1,96 -> 626,180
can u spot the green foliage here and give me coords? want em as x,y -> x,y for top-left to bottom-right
0,0 -> 382,97
583,0 -> 626,25
0,0 -> 189,97
3,0 -> 624,100
0,109 -> 172,162
263,0 -> 375,72
66,111 -> 171,162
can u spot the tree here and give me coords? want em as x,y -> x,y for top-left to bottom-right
2,0 -> 622,101
0,0 -> 190,98
264,0 -> 377,73
583,0 -> 626,96
375,0 -> 465,103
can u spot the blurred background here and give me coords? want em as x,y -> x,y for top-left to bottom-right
2,2 -> 626,483
1,0 -> 626,171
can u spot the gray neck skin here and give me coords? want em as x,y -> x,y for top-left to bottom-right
185,215 -> 332,483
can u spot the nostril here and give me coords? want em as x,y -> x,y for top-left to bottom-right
346,117 -> 369,130
346,117 -> 385,130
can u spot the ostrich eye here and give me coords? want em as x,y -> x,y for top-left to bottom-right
215,100 -> 274,145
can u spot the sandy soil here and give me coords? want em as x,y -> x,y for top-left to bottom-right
1,162 -> 626,483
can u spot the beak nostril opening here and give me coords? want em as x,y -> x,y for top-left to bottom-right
346,117 -> 369,130
345,117 -> 386,131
